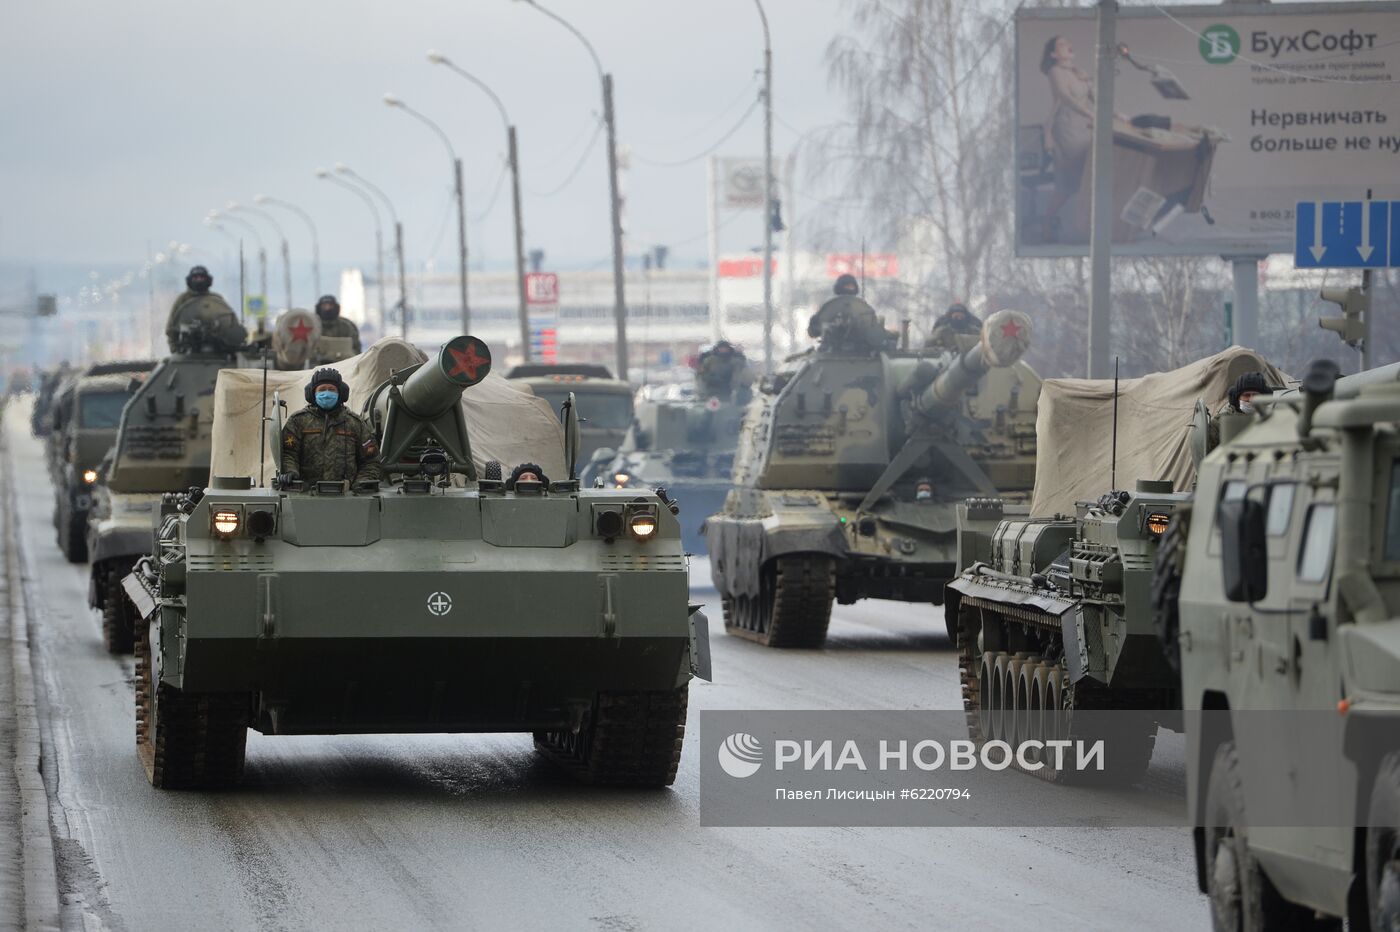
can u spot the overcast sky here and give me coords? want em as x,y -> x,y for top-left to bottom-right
1,0 -> 852,273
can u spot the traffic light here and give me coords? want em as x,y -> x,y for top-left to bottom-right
35,294 -> 56,317
1318,284 -> 1368,347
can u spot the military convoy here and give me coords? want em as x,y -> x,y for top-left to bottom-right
706,307 -> 1038,647
1156,360 -> 1400,930
44,361 -> 156,562
122,336 -> 708,789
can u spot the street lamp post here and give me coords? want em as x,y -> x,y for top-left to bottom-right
518,0 -> 628,380
754,0 -> 775,373
208,209 -> 266,315
228,201 -> 293,313
383,93 -> 470,335
256,194 -> 322,297
336,164 -> 407,341
428,50 -> 532,363
316,167 -> 387,334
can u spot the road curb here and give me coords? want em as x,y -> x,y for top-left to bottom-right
2,427 -> 63,931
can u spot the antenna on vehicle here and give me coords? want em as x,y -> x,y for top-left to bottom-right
859,238 -> 867,295
258,348 -> 270,488
1110,355 -> 1120,492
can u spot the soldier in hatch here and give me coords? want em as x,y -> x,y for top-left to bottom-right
923,302 -> 982,353
695,340 -> 751,402
165,266 -> 242,352
312,295 -> 362,363
1226,371 -> 1276,414
806,274 -> 895,352
280,367 -> 382,486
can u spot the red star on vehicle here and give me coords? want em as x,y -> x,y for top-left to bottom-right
288,318 -> 314,343
446,342 -> 490,381
1000,318 -> 1024,340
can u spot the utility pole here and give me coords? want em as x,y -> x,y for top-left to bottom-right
454,156 -> 469,334
707,156 -> 722,345
509,127 -> 531,361
603,73 -> 628,380
1086,0 -> 1117,379
395,221 -> 408,341
757,0 -> 775,373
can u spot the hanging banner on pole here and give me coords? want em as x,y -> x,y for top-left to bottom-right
1015,2 -> 1400,258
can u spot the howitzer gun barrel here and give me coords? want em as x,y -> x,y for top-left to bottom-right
398,335 -> 492,418
911,310 -> 1031,416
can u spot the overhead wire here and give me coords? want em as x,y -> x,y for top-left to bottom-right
528,117 -> 605,197
632,97 -> 761,169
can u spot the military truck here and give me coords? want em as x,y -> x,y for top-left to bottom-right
506,363 -> 635,464
87,309 -> 247,653
706,309 -> 1039,647
584,389 -> 747,555
30,365 -> 72,438
944,483 -> 1188,784
123,336 -> 709,790
1156,360 -> 1400,930
46,361 -> 156,562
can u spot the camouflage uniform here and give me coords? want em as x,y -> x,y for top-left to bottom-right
806,295 -> 894,353
280,405 -> 382,485
696,347 -> 748,401
313,316 -> 362,363
165,291 -> 241,352
923,306 -> 982,354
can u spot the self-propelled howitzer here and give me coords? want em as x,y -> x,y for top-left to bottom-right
707,310 -> 1039,647
124,335 -> 709,790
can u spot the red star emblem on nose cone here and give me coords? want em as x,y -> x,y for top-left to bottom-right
1000,318 -> 1024,340
446,342 -> 490,381
288,318 -> 314,343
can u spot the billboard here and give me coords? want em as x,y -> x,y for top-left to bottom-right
1015,2 -> 1400,257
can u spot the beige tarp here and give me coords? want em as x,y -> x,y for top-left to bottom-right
209,338 -> 566,485
1029,346 -> 1290,517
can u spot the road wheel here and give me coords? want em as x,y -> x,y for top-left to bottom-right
1368,751 -> 1400,932
1152,503 -> 1191,676
100,567 -> 135,654
136,619 -> 248,790
59,507 -> 87,563
723,556 -> 834,648
1204,741 -> 1319,931
534,685 -> 688,787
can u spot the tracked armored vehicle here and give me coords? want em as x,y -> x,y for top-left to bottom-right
706,309 -> 1039,647
584,391 -> 746,555
123,336 -> 709,790
945,483 -> 1188,784
1158,360 -> 1400,930
46,361 -> 156,562
87,310 -> 247,653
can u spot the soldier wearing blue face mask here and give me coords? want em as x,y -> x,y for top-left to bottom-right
279,367 -> 382,487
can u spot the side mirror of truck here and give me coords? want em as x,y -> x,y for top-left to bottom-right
1220,497 -> 1268,602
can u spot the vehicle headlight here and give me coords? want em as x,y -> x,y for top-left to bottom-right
613,472 -> 632,488
1146,511 -> 1171,537
629,513 -> 658,541
211,509 -> 241,537
81,469 -> 98,484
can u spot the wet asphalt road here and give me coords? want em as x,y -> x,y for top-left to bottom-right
6,408 -> 1210,931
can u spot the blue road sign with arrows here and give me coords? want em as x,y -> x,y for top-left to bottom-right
1296,200 -> 1397,269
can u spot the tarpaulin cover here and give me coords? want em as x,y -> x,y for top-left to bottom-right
209,338 -> 566,486
1030,346 -> 1289,516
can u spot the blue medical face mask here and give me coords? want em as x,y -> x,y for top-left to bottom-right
314,389 -> 340,410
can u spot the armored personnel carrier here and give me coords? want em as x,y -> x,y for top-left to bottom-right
86,309 -> 247,653
706,308 -> 1039,647
46,361 -> 156,562
506,363 -> 635,464
123,336 -> 708,790
1157,360 -> 1400,930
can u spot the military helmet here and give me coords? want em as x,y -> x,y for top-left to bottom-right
306,366 -> 349,406
1227,371 -> 1276,411
833,273 -> 860,296
315,294 -> 341,320
186,266 -> 212,293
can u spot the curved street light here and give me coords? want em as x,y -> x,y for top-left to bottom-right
331,165 -> 406,340
754,0 -> 776,373
316,167 -> 388,334
384,92 -> 470,334
256,194 -> 322,297
515,0 -> 628,379
208,208 -> 267,309
428,50 -> 532,362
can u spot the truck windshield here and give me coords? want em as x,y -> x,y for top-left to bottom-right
79,391 -> 131,429
534,389 -> 634,430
